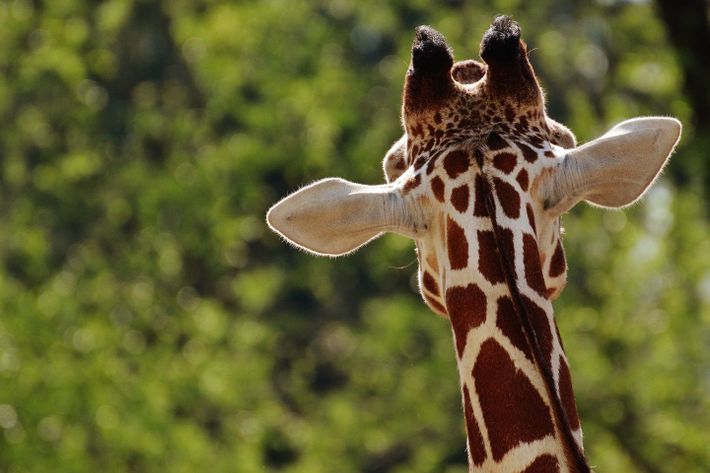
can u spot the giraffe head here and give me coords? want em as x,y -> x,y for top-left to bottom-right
267,16 -> 680,470
268,16 -> 680,315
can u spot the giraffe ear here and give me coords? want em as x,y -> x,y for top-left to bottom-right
541,117 -> 681,215
266,178 -> 424,257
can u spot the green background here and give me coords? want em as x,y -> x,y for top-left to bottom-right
0,0 -> 707,471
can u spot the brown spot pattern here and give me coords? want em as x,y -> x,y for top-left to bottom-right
523,234 -> 548,296
447,217 -> 468,270
496,296 -> 532,360
558,355 -> 581,430
486,132 -> 508,150
477,230 -> 505,284
451,184 -> 469,213
526,204 -> 537,234
473,339 -> 555,461
520,294 -> 553,367
413,156 -> 427,170
422,271 -> 439,296
493,152 -> 517,174
493,177 -> 521,219
522,455 -> 560,473
431,176 -> 445,202
549,240 -> 566,278
463,385 -> 487,466
518,141 -> 538,163
424,293 -> 447,316
402,174 -> 421,193
516,169 -> 529,191
443,150 -> 469,178
446,284 -> 487,358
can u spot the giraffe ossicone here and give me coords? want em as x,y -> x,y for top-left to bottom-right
267,16 -> 681,473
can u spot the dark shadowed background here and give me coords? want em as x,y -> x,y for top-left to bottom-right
0,0 -> 707,472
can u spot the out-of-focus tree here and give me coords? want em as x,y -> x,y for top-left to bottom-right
654,0 -> 710,199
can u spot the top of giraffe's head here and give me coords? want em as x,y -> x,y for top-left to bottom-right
403,16 -> 550,145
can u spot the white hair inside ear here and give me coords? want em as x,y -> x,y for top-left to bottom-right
541,117 -> 682,216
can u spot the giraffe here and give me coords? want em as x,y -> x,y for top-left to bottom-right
266,16 -> 681,473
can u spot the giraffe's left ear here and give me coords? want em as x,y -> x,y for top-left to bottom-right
267,178 -> 425,257
540,117 -> 681,216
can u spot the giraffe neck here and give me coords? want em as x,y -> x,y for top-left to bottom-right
449,250 -> 585,472
479,171 -> 589,472
434,143 -> 588,472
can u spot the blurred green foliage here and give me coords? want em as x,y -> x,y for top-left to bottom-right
0,0 -> 707,472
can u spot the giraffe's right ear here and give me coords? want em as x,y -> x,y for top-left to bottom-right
540,117 -> 681,216
266,178 -> 425,257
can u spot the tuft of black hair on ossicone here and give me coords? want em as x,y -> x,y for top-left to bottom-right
411,25 -> 454,75
480,15 -> 522,64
